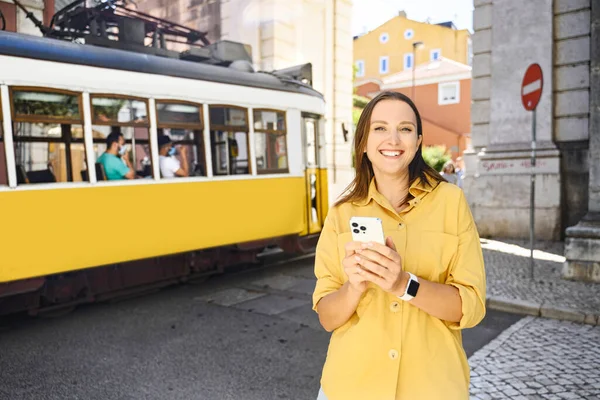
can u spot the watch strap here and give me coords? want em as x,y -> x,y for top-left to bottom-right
398,272 -> 419,301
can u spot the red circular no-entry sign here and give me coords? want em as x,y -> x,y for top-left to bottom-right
521,63 -> 543,111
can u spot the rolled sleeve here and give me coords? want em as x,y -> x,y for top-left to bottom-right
312,211 -> 344,312
445,192 -> 487,330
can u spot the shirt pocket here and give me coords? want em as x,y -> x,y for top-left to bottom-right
416,231 -> 459,283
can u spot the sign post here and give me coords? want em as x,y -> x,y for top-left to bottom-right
521,63 -> 543,280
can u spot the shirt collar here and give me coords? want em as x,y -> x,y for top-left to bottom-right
352,175 -> 437,207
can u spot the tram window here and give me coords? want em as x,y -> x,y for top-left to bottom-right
156,102 -> 205,177
91,96 -> 152,179
209,106 -> 249,176
13,90 -> 80,120
209,106 -> 247,126
91,126 -> 152,179
253,110 -> 288,173
10,89 -> 86,184
157,102 -> 201,125
91,97 -> 147,124
13,123 -> 87,183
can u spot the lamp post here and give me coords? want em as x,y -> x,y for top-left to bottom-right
412,41 -> 424,101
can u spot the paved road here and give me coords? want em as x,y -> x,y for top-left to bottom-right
0,256 -> 522,400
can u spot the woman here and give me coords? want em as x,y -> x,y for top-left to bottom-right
312,91 -> 486,400
442,160 -> 463,188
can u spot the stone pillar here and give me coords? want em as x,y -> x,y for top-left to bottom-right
462,0 -> 492,195
327,0 -> 354,205
465,0 -> 562,241
563,0 -> 600,283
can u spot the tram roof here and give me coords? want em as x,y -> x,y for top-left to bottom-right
0,31 -> 324,100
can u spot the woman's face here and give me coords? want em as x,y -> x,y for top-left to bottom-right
365,99 -> 422,178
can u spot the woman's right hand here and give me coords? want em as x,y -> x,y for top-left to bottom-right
343,241 -> 369,294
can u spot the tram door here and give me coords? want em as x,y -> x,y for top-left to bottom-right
302,115 -> 322,234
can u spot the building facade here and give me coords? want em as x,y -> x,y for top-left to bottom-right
353,12 -> 471,83
468,0 -> 599,282
134,0 -> 355,205
0,0 -> 53,35
356,58 -> 472,160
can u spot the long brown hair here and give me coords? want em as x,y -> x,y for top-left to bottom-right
335,91 -> 445,207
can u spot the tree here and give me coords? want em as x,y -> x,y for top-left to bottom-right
422,145 -> 451,172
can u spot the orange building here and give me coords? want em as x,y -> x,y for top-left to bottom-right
356,58 -> 472,160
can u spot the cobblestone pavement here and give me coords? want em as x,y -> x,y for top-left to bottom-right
197,243 -> 600,399
481,239 -> 600,324
469,316 -> 600,400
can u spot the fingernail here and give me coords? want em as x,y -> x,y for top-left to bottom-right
367,242 -> 373,247
354,255 -> 361,261
361,243 -> 368,249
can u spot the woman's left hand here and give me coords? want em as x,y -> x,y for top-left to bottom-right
354,237 -> 408,296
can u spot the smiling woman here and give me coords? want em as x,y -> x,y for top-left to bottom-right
313,91 -> 486,400
336,91 -> 444,209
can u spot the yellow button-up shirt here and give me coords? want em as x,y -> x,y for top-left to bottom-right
313,178 -> 486,400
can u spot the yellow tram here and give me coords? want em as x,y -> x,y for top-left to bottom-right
0,1 -> 328,315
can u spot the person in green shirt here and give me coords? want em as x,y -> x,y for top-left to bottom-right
96,131 -> 135,180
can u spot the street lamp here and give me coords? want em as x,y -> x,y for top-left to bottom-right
412,41 -> 424,101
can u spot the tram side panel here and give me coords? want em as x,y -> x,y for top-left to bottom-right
0,177 -> 305,284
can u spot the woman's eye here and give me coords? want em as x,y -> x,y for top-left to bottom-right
400,127 -> 413,132
374,126 -> 386,131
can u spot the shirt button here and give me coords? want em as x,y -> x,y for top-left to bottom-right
398,222 -> 404,228
390,302 -> 400,313
389,349 -> 399,360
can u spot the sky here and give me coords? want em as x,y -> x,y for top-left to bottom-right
352,0 -> 474,36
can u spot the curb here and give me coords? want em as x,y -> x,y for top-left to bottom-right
486,295 -> 600,326
467,315 -> 536,362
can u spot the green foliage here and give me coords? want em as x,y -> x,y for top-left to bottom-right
353,95 -> 369,109
352,108 -> 363,126
422,145 -> 451,172
352,94 -> 369,127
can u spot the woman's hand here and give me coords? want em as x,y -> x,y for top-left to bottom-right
342,241 -> 370,294
354,237 -> 408,296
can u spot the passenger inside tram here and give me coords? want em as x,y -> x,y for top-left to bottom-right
157,134 -> 189,178
96,131 -> 136,180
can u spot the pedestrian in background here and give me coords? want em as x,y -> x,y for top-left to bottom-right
312,91 -> 486,400
442,159 -> 463,188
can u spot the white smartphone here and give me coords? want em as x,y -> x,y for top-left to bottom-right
349,216 -> 385,245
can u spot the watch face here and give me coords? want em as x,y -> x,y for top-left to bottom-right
407,280 -> 420,297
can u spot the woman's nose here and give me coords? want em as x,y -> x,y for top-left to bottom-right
388,130 -> 401,144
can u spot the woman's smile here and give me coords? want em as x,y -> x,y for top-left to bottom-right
379,149 -> 405,158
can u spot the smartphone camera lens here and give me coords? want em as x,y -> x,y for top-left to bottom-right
360,226 -> 366,231
353,229 -> 360,234
351,222 -> 358,228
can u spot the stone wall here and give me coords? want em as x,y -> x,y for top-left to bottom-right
563,0 -> 600,283
135,0 -> 221,44
465,0 -> 562,241
1,0 -> 46,36
554,0 -> 591,232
